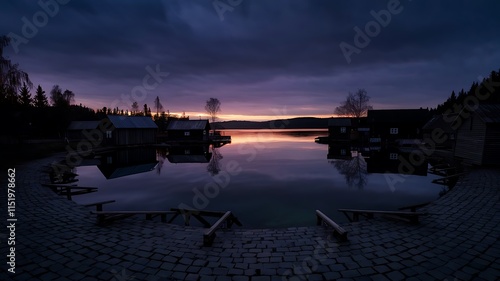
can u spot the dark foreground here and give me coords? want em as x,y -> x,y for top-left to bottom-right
1,154 -> 499,280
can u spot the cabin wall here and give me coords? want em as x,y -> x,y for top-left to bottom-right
454,117 -> 486,165
112,129 -> 157,145
328,126 -> 351,140
370,123 -> 422,142
167,129 -> 207,141
482,124 -> 500,166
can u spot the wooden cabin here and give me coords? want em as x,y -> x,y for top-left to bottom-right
66,121 -> 100,142
104,115 -> 157,146
367,109 -> 430,145
328,118 -> 352,141
454,104 -> 500,166
422,113 -> 458,149
166,120 -> 210,141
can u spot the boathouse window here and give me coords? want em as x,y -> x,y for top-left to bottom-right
390,153 -> 398,160
106,131 -> 112,138
390,128 -> 398,134
340,127 -> 347,133
340,149 -> 346,155
184,131 -> 190,136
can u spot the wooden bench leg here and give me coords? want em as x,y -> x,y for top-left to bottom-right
203,233 -> 216,246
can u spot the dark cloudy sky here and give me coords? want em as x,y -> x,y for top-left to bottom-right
2,0 -> 500,121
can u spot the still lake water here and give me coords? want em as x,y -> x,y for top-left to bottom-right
73,129 -> 442,228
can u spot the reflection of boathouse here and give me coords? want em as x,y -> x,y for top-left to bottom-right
165,145 -> 212,164
327,144 -> 352,160
97,147 -> 158,179
366,148 -> 428,176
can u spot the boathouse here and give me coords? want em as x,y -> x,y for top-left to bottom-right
66,121 -> 100,142
454,104 -> 500,166
367,109 -> 430,145
166,120 -> 210,141
104,115 -> 158,146
422,113 -> 458,149
328,118 -> 352,141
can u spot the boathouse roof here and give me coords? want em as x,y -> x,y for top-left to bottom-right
107,115 -> 157,129
166,120 -> 210,130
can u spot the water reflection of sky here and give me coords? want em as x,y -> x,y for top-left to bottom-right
74,129 -> 442,228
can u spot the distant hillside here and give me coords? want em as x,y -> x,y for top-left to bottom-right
213,117 -> 330,129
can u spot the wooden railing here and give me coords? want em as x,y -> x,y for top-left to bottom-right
338,209 -> 428,224
315,210 -> 347,241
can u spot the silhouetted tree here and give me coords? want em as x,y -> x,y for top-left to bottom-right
34,85 -> 48,107
334,89 -> 372,118
0,35 -> 32,104
19,83 -> 32,107
131,101 -> 139,115
50,85 -> 74,107
205,97 -> 221,132
154,96 -> 163,117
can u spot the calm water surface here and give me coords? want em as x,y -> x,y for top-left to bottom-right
74,129 -> 442,228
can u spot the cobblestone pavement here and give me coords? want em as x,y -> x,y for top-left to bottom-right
1,155 -> 499,281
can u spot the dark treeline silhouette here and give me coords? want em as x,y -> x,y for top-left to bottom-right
433,70 -> 500,114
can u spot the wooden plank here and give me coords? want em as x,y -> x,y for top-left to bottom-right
83,200 -> 116,207
92,211 -> 177,225
83,200 -> 116,211
170,208 -> 227,217
337,209 -> 427,216
398,202 -> 431,212
203,211 -> 232,246
316,210 -> 348,241
42,183 -> 98,190
92,211 -> 177,215
382,214 -> 413,224
432,173 -> 465,183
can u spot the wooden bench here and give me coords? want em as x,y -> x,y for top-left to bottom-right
41,183 -> 98,200
91,211 -> 178,225
316,210 -> 347,241
338,209 -> 428,224
398,202 -> 431,212
83,200 -> 116,211
432,173 -> 465,185
202,211 -> 242,246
